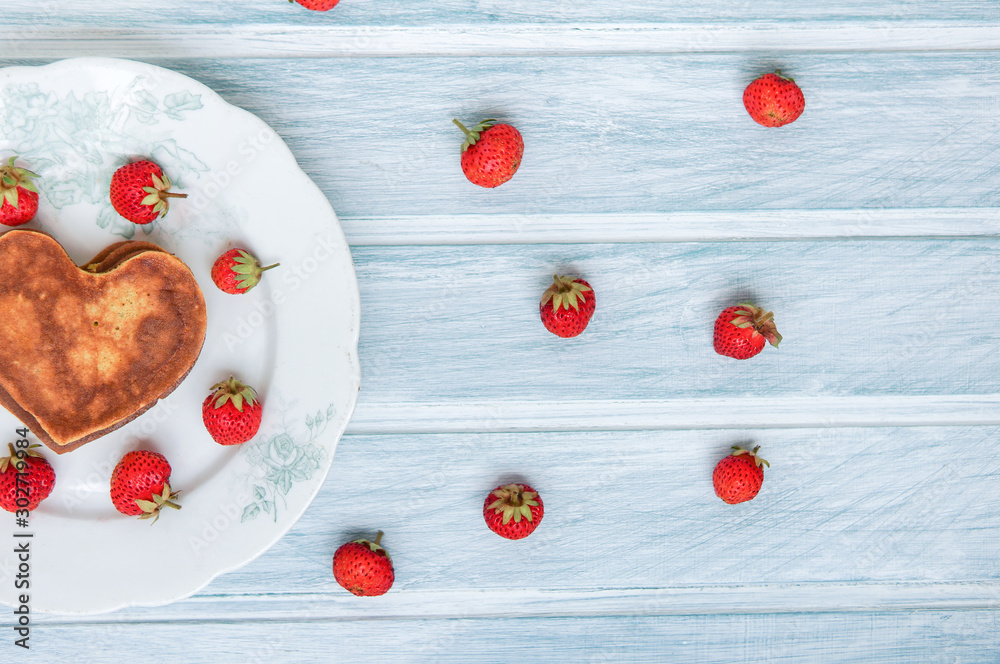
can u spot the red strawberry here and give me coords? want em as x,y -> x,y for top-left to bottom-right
540,275 -> 595,338
202,376 -> 263,445
713,302 -> 781,360
211,248 -> 280,294
453,118 -> 523,188
0,443 -> 55,513
743,71 -> 805,127
110,160 -> 187,224
292,0 -> 340,9
713,445 -> 769,504
0,157 -> 39,227
333,532 -> 395,596
484,483 -> 543,540
110,450 -> 181,521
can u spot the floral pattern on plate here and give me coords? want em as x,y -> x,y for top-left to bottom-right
240,403 -> 335,523
0,57 -> 360,614
0,79 -> 209,238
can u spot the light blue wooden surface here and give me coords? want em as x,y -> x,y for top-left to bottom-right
4,0 -> 1000,661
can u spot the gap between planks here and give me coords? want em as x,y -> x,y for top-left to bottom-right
347,395 -> 1000,435
340,208 -> 1000,246
4,23 -> 1000,59
36,581 -> 1000,623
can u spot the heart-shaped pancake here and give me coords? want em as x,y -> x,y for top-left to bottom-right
0,230 -> 207,454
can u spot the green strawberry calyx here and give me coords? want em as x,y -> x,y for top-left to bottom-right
730,445 -> 769,468
135,481 -> 182,523
0,156 -> 39,210
228,249 -> 280,292
210,376 -> 259,413
140,171 -> 188,218
0,442 -> 45,473
487,484 -> 539,525
729,302 -> 781,348
352,531 -> 391,561
757,70 -> 795,84
453,118 -> 497,152
541,274 -> 592,313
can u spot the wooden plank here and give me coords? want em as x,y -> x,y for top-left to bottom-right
25,611 -> 1000,663
5,24 -> 1000,59
3,54 -> 999,218
38,582 -> 1000,624
346,395 -> 1000,433
4,0 -> 998,30
340,208 -> 1000,245
343,241 -> 1000,402
158,426 -> 1000,599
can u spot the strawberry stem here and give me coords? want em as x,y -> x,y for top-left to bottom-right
259,263 -> 280,272
161,192 -> 188,199
452,118 -> 473,140
374,531 -> 383,546
453,118 -> 496,151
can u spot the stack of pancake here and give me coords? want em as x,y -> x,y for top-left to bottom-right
0,229 -> 207,454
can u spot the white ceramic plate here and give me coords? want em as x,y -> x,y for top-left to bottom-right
0,57 -> 360,614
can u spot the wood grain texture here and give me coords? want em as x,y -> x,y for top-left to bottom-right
19,611 -> 1000,664
124,426 -> 1000,600
6,53 -> 998,219
348,241 -> 1000,402
6,24 -> 1000,59
113,55 -> 1000,220
3,1 -> 1000,659
346,395 -> 1000,433
22,420 -> 1000,655
35,582 -> 1000,624
340,208 -> 1000,245
3,0 -> 998,29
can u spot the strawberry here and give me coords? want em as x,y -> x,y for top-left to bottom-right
0,443 -> 55,513
110,450 -> 180,521
110,160 -> 187,224
453,118 -> 523,188
0,157 -> 40,227
211,248 -> 280,294
202,376 -> 263,445
713,445 -> 769,504
713,302 -> 781,360
743,71 -> 805,127
484,483 -> 543,540
540,275 -> 595,338
292,0 -> 340,9
333,532 -> 395,596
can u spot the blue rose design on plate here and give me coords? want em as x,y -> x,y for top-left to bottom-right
240,404 -> 334,523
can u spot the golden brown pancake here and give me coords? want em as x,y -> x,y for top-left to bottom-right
0,230 -> 207,454
81,240 -> 134,269
83,241 -> 167,273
